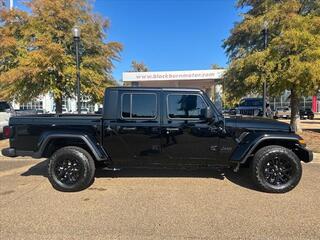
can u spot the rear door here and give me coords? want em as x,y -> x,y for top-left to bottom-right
103,90 -> 162,166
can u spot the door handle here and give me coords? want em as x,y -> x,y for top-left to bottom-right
166,128 -> 180,131
122,127 -> 137,131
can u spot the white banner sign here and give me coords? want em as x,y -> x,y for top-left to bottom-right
123,69 -> 225,82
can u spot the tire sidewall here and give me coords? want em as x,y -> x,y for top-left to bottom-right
48,147 -> 95,192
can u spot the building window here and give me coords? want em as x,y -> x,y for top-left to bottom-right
20,100 -> 43,110
121,93 -> 157,119
167,94 -> 207,119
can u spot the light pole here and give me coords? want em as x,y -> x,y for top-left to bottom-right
72,26 -> 81,114
262,21 -> 268,118
10,0 -> 13,10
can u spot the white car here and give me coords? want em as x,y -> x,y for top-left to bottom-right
0,101 -> 14,135
0,113 -> 9,134
275,107 -> 291,119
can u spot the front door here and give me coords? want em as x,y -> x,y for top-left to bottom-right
160,92 -> 221,166
103,91 -> 162,166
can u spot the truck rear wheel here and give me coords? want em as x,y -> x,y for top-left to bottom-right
251,145 -> 302,193
48,146 -> 95,192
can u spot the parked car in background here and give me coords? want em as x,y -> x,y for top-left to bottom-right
0,101 -> 15,136
236,98 -> 273,118
274,107 -> 291,119
95,107 -> 103,114
299,108 -> 314,120
222,108 -> 237,117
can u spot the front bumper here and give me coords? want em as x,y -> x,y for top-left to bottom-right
295,145 -> 313,163
306,148 -> 313,163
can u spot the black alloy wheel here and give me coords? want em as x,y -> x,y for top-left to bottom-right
262,155 -> 293,186
54,157 -> 84,186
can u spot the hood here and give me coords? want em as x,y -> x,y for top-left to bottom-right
225,116 -> 292,132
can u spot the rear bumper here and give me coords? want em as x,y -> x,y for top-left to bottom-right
1,148 -> 16,157
1,148 -> 40,158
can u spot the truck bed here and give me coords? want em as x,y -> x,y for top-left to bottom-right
9,114 -> 102,152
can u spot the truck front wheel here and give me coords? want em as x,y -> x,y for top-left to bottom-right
251,145 -> 302,193
48,146 -> 95,192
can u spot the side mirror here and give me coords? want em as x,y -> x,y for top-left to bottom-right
205,107 -> 214,120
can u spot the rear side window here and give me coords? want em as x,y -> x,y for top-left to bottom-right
121,93 -> 157,119
167,94 -> 207,119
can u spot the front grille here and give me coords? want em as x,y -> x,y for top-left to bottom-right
239,109 -> 255,116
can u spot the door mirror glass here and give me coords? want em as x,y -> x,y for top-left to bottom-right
205,107 -> 214,120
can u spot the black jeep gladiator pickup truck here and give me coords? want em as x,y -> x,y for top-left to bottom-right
2,87 -> 313,193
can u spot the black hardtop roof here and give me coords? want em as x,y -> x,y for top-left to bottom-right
106,87 -> 203,92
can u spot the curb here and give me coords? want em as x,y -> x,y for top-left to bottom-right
313,153 -> 320,163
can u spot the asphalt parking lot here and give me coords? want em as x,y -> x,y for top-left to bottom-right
0,153 -> 320,240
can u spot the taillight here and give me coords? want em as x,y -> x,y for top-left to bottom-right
3,126 -> 11,139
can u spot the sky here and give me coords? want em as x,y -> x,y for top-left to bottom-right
96,0 -> 243,81
13,0 -> 244,82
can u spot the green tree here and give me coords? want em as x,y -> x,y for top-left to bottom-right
130,60 -> 149,72
224,0 -> 320,130
211,64 -> 224,69
0,0 -> 122,113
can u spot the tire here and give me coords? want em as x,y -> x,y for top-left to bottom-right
251,145 -> 302,193
48,146 -> 95,192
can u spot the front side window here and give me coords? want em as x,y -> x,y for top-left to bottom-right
167,94 -> 207,119
121,93 -> 157,119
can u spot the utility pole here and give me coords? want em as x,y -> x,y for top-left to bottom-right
262,21 -> 268,118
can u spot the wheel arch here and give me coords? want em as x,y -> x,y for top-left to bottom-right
230,135 -> 306,164
35,133 -> 109,161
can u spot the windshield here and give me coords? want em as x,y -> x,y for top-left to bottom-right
0,102 -> 11,112
239,99 -> 263,107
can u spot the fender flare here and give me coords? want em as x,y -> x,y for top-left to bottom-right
34,133 -> 109,161
230,134 -> 301,164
